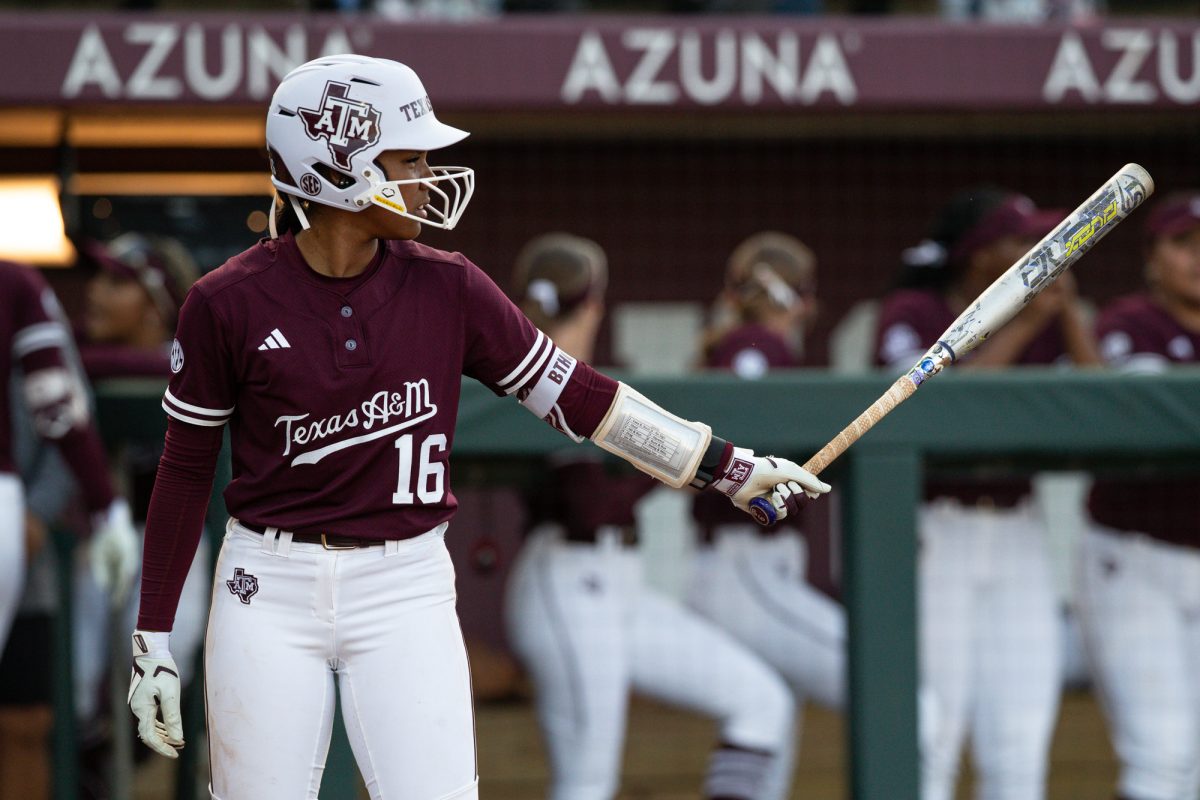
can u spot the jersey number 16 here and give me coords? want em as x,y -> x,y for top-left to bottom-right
393,433 -> 447,505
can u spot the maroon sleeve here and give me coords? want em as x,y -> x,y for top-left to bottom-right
549,361 -> 617,440
136,417 -> 224,632
11,267 -> 115,512
461,260 -> 543,395
161,288 -> 236,428
460,260 -> 617,441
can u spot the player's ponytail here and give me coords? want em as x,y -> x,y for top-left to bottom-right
701,231 -> 816,360
512,233 -> 608,331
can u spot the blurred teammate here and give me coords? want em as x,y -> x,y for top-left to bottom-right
873,187 -> 1100,800
688,232 -> 846,800
0,258 -> 139,650
71,235 -> 210,748
1079,192 -> 1200,800
126,55 -> 829,799
0,355 -> 85,799
505,233 -> 795,800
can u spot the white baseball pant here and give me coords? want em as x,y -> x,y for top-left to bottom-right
685,528 -> 846,800
686,528 -> 846,709
0,474 -> 24,651
506,526 -> 793,800
205,520 -> 478,800
918,500 -> 1062,800
1078,526 -> 1200,800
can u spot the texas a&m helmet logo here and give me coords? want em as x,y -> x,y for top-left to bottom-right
297,81 -> 381,171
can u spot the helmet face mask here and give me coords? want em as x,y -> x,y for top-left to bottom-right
266,54 -> 474,232
364,165 -> 475,231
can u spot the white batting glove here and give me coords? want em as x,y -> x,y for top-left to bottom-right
128,630 -> 185,759
709,447 -> 831,524
90,498 -> 140,606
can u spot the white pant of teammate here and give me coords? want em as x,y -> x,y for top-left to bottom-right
206,520 -> 477,800
919,500 -> 1062,800
1078,526 -> 1200,800
685,528 -> 847,800
686,529 -> 846,708
506,526 -> 793,800
0,474 -> 25,651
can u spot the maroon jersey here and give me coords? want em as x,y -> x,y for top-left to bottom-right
79,341 -> 173,523
0,261 -> 69,472
875,289 -> 1067,370
527,453 -> 659,542
874,288 -> 1068,506
0,261 -> 114,510
163,233 -> 595,539
706,322 -> 800,378
80,341 -> 171,380
695,323 -> 803,535
1088,293 -> 1200,548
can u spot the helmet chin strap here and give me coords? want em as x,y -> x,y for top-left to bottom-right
289,194 -> 312,231
267,192 -> 312,239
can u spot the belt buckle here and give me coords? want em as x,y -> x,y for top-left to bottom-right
320,533 -> 356,551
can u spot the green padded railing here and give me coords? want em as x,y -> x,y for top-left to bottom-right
71,369 -> 1200,800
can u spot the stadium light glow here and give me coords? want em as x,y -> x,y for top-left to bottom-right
0,176 -> 75,266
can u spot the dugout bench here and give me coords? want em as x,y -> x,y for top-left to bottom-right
54,369 -> 1200,800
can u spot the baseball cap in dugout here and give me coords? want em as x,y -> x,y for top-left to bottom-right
1142,192 -> 1200,241
81,233 -> 198,326
932,186 -> 1065,269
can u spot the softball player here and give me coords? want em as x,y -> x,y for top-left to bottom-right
687,232 -> 846,800
1078,192 -> 1200,800
126,55 -> 829,800
874,187 -> 1100,800
0,259 -> 139,652
71,235 -> 211,728
504,233 -> 795,800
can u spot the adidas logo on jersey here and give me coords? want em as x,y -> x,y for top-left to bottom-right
258,329 -> 291,351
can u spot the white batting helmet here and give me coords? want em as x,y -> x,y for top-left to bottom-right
265,54 -> 474,231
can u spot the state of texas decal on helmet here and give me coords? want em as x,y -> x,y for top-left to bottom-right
297,81 -> 381,171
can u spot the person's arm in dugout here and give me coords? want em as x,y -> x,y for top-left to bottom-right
10,271 -> 139,601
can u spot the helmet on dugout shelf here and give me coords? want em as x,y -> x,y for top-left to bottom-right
265,54 -> 474,231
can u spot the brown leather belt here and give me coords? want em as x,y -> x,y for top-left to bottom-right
239,521 -> 384,550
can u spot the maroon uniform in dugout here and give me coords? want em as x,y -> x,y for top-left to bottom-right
163,232 -> 611,539
706,322 -> 801,375
874,288 -> 1067,505
0,261 -> 114,509
695,323 -> 801,533
527,455 -> 659,542
1088,294 -> 1200,548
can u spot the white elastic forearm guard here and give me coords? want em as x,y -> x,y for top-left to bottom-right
590,382 -> 711,489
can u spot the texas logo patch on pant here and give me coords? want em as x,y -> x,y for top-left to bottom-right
226,568 -> 260,605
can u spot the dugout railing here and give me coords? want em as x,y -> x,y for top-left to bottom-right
52,369 -> 1200,800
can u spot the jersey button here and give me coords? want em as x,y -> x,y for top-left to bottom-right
341,305 -> 353,318
345,339 -> 358,351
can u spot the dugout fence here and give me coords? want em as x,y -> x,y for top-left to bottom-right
52,369 -> 1200,799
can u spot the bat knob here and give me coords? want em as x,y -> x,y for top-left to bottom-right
748,497 -> 776,526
